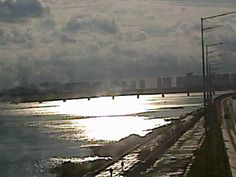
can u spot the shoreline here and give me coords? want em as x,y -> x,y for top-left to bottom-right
50,109 -> 203,177
50,125 -> 170,177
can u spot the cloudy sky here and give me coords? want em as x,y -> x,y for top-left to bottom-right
0,0 -> 236,89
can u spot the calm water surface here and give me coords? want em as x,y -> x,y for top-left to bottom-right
0,93 -> 206,176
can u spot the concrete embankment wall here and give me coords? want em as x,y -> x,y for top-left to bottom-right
90,109 -> 204,177
231,98 -> 236,131
186,94 -> 234,177
217,94 -> 236,177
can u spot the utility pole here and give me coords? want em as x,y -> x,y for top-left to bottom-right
201,10 -> 236,109
200,11 -> 236,177
201,18 -> 206,110
206,43 -> 223,105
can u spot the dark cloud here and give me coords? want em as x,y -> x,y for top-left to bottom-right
132,31 -> 148,41
66,16 -> 119,34
0,0 -> 44,22
0,28 -> 34,46
204,19 -> 236,53
0,61 -> 15,88
40,18 -> 56,30
112,54 -> 201,78
219,56 -> 236,72
59,34 -> 77,44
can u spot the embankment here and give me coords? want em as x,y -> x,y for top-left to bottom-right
50,109 -> 203,177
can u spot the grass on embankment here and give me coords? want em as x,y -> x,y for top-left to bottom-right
187,103 -> 231,177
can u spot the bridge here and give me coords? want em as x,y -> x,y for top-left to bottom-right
8,87 -> 216,104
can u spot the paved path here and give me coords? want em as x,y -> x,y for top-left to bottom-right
218,96 -> 236,177
94,115 -> 204,177
95,129 -> 165,177
141,118 -> 204,177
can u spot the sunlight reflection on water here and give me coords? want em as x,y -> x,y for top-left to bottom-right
0,93 -> 206,177
33,94 -> 202,141
43,95 -> 153,116
70,116 -> 167,141
40,93 -> 202,116
0,94 -> 204,142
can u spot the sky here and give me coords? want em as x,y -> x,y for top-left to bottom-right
0,0 -> 236,89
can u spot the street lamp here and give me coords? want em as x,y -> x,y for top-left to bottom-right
206,42 -> 224,106
201,11 -> 236,111
201,21 -> 223,110
208,53 -> 226,104
200,12 -> 236,176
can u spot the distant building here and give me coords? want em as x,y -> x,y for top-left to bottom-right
231,73 -> 236,88
64,82 -> 91,92
176,76 -> 185,89
110,80 -> 120,87
130,81 -> 137,90
162,77 -> 172,89
157,78 -> 163,89
121,81 -> 127,89
185,73 -> 194,89
176,73 -> 202,90
39,82 -> 63,92
211,73 -> 231,90
222,73 -> 230,88
211,74 -> 221,89
193,75 -> 203,89
91,81 -> 102,90
109,80 -> 121,92
139,80 -> 145,90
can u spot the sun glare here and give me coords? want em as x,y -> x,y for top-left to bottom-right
46,95 -> 155,117
70,116 -> 167,141
39,95 -> 170,141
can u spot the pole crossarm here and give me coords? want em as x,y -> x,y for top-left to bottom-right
207,50 -> 219,54
202,11 -> 236,20
206,42 -> 223,47
210,60 -> 219,64
208,53 -> 225,58
203,25 -> 223,31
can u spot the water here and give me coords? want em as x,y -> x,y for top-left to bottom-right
0,92 -> 205,177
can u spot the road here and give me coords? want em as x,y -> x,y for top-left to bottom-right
92,112 -> 205,177
218,96 -> 236,177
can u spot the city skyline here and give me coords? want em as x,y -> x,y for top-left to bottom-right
0,0 -> 236,89
5,71 -> 236,90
